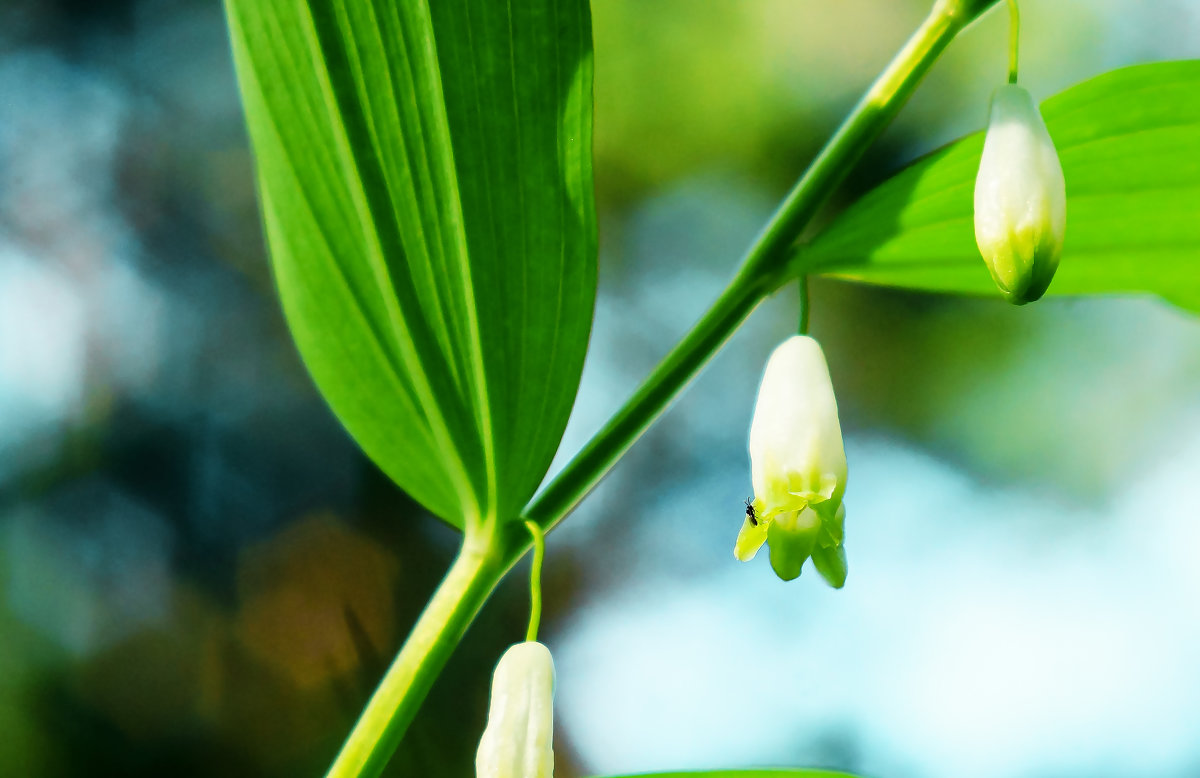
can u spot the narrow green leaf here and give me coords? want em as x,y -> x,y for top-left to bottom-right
225,0 -> 597,527
800,60 -> 1200,311
590,770 -> 863,778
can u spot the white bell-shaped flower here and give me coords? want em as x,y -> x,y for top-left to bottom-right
476,641 -> 555,778
973,83 -> 1066,305
735,335 -> 848,587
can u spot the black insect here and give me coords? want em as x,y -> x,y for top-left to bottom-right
744,497 -> 758,526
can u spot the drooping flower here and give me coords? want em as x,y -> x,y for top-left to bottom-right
973,83 -> 1066,305
476,641 -> 555,778
735,335 -> 848,587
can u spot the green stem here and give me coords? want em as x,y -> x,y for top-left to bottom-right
325,538 -> 504,778
521,266 -> 777,529
523,520 -> 545,642
798,276 -> 811,335
1007,0 -> 1020,83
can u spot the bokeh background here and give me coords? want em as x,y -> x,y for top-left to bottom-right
2,1 -> 1200,776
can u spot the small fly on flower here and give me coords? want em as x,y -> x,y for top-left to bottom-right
744,497 -> 758,527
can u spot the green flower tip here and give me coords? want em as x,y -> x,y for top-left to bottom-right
974,84 -> 1066,305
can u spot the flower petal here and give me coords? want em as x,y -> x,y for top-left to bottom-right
476,641 -> 555,778
766,508 -> 820,581
811,542 -> 848,589
734,515 -> 769,562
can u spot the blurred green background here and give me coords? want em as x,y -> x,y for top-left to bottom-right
2,1 -> 1199,776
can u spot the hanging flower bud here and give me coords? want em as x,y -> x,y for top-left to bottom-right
476,641 -> 555,778
973,83 -> 1066,305
735,335 -> 848,587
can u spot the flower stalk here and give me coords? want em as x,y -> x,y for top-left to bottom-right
798,276 -> 811,335
523,521 -> 546,643
1007,0 -> 1021,83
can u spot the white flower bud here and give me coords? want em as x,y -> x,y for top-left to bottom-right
476,641 -> 555,778
735,335 -> 848,586
973,83 -> 1066,305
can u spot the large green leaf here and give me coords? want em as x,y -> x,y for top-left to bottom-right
591,771 -> 862,778
225,0 -> 597,527
800,60 -> 1200,311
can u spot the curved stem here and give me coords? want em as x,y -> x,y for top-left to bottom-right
325,537 -> 505,778
523,520 -> 545,642
1007,0 -> 1020,83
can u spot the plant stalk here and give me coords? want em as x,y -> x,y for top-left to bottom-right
521,265 -> 779,529
523,520 -> 546,642
325,538 -> 505,778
